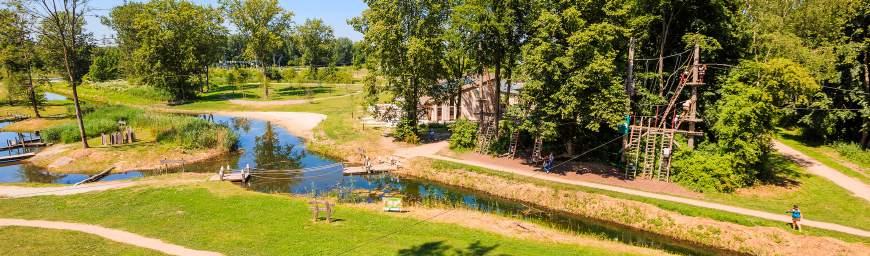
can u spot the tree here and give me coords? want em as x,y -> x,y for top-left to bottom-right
333,37 -> 354,66
517,0 -> 632,154
221,0 -> 293,98
0,4 -> 43,117
352,0 -> 449,142
674,58 -> 819,191
105,0 -> 226,101
295,18 -> 335,78
30,0 -> 92,148
86,46 -> 121,82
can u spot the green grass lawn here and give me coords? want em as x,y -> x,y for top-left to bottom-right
429,160 -> 870,244
776,129 -> 870,184
0,226 -> 164,256
0,183 -> 653,256
199,82 -> 361,101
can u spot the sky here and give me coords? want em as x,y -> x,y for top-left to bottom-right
85,0 -> 367,42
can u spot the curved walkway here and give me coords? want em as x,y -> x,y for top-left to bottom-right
773,140 -> 870,202
396,142 -> 870,237
0,218 -> 222,256
0,181 -> 138,198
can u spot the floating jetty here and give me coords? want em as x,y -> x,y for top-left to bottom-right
211,165 -> 252,182
0,142 -> 47,151
343,163 -> 397,175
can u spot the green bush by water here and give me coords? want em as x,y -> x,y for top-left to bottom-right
42,105 -> 237,150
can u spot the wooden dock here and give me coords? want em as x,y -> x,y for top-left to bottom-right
343,164 -> 398,175
74,167 -> 115,186
0,152 -> 36,162
0,142 -> 47,151
211,165 -> 252,182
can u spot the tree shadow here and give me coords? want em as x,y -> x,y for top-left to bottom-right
397,241 -> 503,256
759,153 -> 804,187
275,85 -> 334,97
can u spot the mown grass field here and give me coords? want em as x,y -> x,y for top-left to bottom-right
198,82 -> 361,101
0,182 -> 656,256
428,160 -> 870,244
0,226 -> 164,256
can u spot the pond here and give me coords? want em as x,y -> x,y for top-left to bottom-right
0,115 -> 725,255
44,92 -> 68,101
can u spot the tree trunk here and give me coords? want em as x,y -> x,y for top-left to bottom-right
505,55 -> 514,117
494,60 -> 502,137
26,61 -> 41,118
60,38 -> 88,149
205,65 -> 210,92
262,65 -> 269,98
657,14 -> 672,97
862,52 -> 869,149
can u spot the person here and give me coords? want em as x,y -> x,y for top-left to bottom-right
786,205 -> 802,231
543,153 -> 554,173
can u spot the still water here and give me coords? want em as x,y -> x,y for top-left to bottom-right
0,115 -> 722,255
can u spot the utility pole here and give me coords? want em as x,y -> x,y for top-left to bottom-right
687,43 -> 702,149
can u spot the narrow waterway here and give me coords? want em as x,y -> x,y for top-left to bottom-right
0,114 -> 724,255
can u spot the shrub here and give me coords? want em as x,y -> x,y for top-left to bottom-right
394,118 -> 420,144
448,118 -> 478,150
671,144 -> 751,192
832,142 -> 870,166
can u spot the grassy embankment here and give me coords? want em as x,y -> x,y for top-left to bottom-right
426,160 -> 870,244
25,105 -> 237,173
0,182 -> 664,256
0,226 -> 164,256
776,128 -> 870,184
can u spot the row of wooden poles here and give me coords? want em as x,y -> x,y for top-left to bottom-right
101,127 -> 136,146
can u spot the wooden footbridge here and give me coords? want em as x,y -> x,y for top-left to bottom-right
211,156 -> 403,182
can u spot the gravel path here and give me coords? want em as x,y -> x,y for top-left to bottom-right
773,140 -> 870,202
0,181 -> 138,198
0,219 -> 222,256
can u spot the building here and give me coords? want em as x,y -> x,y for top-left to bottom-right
420,73 -> 522,124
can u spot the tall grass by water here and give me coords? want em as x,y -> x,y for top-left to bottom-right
41,105 -> 237,150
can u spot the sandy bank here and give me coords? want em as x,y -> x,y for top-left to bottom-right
216,111 -> 326,139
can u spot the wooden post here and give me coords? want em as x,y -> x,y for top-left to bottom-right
687,44 -> 700,149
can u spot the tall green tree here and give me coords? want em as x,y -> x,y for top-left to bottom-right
0,5 -> 43,117
352,0 -> 449,142
220,0 -> 293,98
105,0 -> 226,101
517,0 -> 632,154
31,0 -> 92,148
86,46 -> 121,82
333,37 -> 354,66
295,18 -> 335,78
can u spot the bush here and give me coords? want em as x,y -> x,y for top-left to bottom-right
448,118 -> 478,150
671,144 -> 751,192
393,118 -> 420,144
832,142 -> 870,166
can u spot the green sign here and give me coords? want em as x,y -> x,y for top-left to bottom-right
383,197 -> 402,212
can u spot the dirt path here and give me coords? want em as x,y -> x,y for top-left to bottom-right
393,142 -> 870,237
0,219 -> 222,256
227,92 -> 360,107
216,111 -> 326,139
0,181 -> 138,198
773,140 -> 870,202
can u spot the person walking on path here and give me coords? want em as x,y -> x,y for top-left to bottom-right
543,153 -> 555,173
786,205 -> 802,231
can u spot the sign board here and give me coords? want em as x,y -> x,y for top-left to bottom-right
383,197 -> 402,212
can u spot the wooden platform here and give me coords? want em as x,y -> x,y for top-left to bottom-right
0,142 -> 47,151
343,164 -> 397,175
0,152 -> 36,162
211,172 -> 251,182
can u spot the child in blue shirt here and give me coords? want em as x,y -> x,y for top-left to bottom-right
786,205 -> 802,231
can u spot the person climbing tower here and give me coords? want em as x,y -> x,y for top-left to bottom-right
786,205 -> 802,231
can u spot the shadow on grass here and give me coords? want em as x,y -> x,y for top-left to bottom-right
778,129 -> 824,147
397,241 -> 501,256
275,85 -> 334,97
758,154 -> 804,188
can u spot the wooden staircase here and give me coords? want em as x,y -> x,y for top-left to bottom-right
507,129 -> 521,158
531,136 -> 543,164
476,120 -> 496,154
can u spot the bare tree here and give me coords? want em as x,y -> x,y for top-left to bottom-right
28,0 -> 90,148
